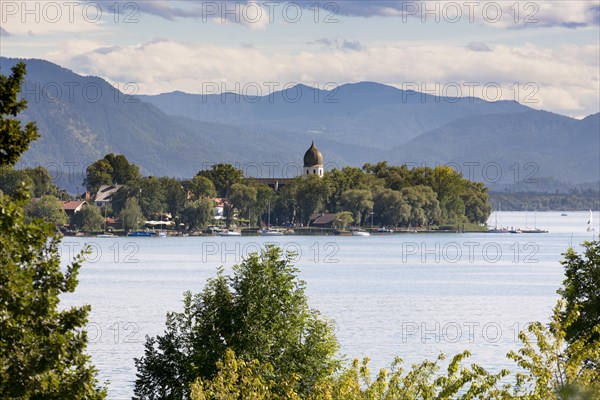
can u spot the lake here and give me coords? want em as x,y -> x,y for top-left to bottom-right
60,211 -> 599,399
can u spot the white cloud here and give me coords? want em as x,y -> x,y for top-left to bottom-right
84,1 -> 600,29
1,0 -> 108,35
88,0 -> 600,28
45,38 -> 600,117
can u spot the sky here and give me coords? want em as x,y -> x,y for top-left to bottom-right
1,0 -> 599,118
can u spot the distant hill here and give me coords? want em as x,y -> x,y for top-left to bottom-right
139,82 -> 530,151
387,111 -> 600,185
0,57 -> 307,180
1,57 -> 598,191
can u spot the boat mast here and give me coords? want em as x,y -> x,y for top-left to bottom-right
103,204 -> 107,234
267,201 -> 271,228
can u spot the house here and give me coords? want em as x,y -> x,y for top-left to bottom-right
212,198 -> 226,220
94,184 -> 123,207
62,200 -> 87,216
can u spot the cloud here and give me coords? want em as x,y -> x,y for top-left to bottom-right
94,45 -> 122,55
92,0 -> 270,29
93,1 -> 599,29
45,39 -> 600,118
341,40 -> 364,51
466,42 -> 491,52
1,1 -> 106,35
310,37 -> 365,52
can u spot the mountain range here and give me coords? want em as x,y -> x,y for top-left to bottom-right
1,57 -> 598,192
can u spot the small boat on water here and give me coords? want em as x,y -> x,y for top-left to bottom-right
587,210 -> 595,232
352,230 -> 371,236
97,233 -> 117,238
217,230 -> 242,237
128,231 -> 155,237
259,229 -> 284,236
157,231 -> 167,238
520,228 -> 549,233
561,213 -> 568,216
377,227 -> 394,233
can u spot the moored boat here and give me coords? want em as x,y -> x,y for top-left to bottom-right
96,233 -> 117,238
128,231 -> 155,237
217,230 -> 242,237
259,229 -> 284,236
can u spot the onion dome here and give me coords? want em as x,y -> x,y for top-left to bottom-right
303,141 -> 323,167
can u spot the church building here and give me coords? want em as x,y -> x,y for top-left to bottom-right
253,140 -> 325,191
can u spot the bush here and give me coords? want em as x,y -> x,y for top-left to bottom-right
134,246 -> 339,399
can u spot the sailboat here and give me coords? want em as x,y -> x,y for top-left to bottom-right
259,202 -> 283,236
157,211 -> 167,237
521,209 -> 548,233
587,210 -> 595,232
97,205 -> 117,238
488,202 -> 508,233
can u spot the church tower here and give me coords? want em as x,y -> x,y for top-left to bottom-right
303,140 -> 324,177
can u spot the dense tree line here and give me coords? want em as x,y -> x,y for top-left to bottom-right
1,151 -> 491,233
490,191 -> 600,211
79,159 -> 492,231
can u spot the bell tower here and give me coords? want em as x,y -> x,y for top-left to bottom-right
303,140 -> 324,177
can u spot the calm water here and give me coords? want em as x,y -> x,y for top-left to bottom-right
61,211 -> 599,399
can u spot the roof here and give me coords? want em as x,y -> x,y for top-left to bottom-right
62,200 -> 87,211
303,141 -> 323,167
310,213 -> 339,226
95,184 -> 123,202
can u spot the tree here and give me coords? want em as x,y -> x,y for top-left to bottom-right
84,154 -> 140,193
228,183 -> 257,225
71,204 -> 105,232
84,159 -> 113,193
0,166 -> 33,197
295,176 -> 331,225
558,239 -> 600,349
24,166 -> 59,198
0,62 -> 39,166
134,246 -> 339,399
324,167 -> 370,212
251,182 -> 275,226
507,304 -> 600,399
26,194 -> 68,226
160,177 -> 187,218
138,177 -> 167,218
120,197 -> 144,231
103,153 -> 140,184
400,185 -> 441,227
373,189 -> 409,227
0,61 -> 105,398
190,349 -> 511,400
181,199 -> 214,230
333,211 -> 353,230
462,181 -> 491,224
197,164 -> 244,197
186,176 -> 217,199
340,189 -> 373,226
